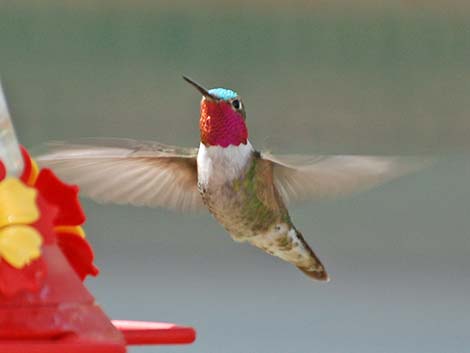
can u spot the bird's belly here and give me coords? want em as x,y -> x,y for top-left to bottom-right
199,183 -> 278,241
200,184 -> 256,240
203,189 -> 314,269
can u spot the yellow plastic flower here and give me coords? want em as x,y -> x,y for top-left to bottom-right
0,178 -> 42,269
0,225 -> 42,268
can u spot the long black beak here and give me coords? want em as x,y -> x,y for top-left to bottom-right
183,76 -> 218,100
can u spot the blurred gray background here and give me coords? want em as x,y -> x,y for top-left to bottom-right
1,1 -> 469,352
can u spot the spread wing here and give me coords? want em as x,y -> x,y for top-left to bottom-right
36,138 -> 203,211
261,153 -> 429,204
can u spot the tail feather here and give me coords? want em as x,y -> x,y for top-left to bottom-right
297,265 -> 329,281
250,226 -> 330,282
295,230 -> 330,282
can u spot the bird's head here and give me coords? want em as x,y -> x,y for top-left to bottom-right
183,76 -> 248,148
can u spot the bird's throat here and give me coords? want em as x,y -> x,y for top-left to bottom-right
199,100 -> 248,147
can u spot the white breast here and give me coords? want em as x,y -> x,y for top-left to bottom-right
197,141 -> 254,187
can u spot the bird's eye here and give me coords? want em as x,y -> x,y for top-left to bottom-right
232,99 -> 241,110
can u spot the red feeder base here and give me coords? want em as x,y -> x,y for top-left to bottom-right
0,246 -> 196,352
0,246 -> 126,352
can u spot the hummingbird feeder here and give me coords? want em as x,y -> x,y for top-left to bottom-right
0,83 -> 196,352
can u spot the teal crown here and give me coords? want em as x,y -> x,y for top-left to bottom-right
208,88 -> 238,100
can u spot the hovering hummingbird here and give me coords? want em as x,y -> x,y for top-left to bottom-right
38,76 -> 425,281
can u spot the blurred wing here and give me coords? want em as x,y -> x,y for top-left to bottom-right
262,153 -> 429,203
36,138 -> 203,211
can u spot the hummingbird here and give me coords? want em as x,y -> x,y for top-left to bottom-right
37,76 -> 425,281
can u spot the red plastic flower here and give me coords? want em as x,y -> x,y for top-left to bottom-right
0,147 -> 98,296
34,169 -> 85,226
20,147 -> 99,281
